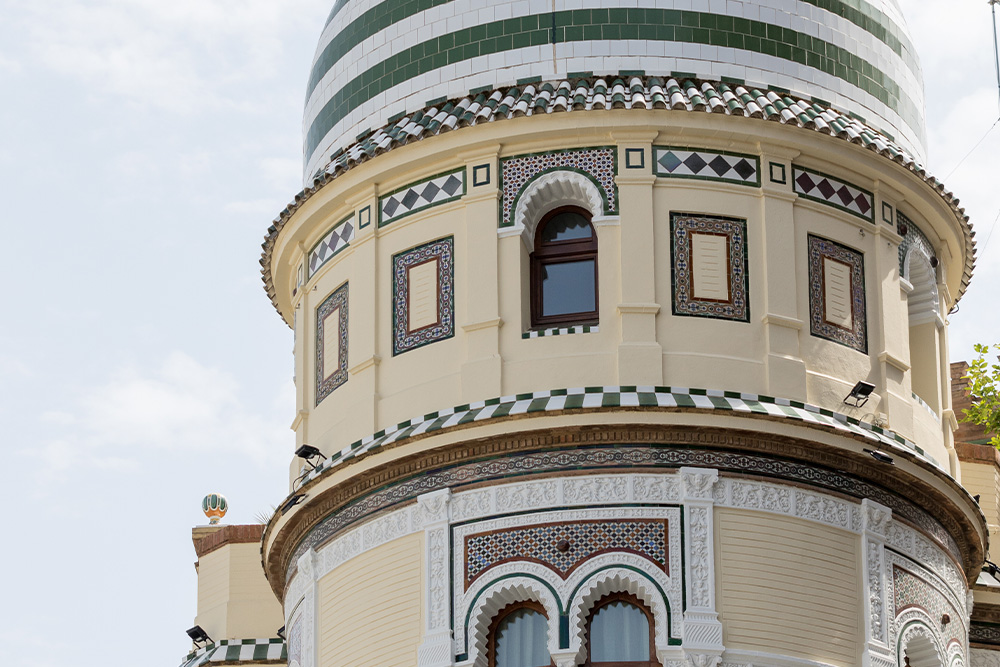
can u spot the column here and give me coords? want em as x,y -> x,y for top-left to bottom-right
679,467 -> 724,667
417,489 -> 454,667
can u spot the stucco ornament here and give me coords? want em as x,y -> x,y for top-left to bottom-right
509,169 -> 612,248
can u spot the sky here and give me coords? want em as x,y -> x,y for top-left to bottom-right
0,1 -> 997,666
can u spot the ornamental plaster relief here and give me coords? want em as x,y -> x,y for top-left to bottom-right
972,649 -> 1000,667
285,471 -> 966,667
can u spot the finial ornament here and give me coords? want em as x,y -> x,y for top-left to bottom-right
202,493 -> 228,525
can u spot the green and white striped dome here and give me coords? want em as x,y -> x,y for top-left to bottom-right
303,0 -> 925,180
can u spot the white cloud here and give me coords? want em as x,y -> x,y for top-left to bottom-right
31,351 -> 293,486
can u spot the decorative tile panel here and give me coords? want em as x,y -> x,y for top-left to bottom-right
464,519 -> 668,589
671,213 -> 750,322
179,639 -> 286,667
898,212 -> 935,277
315,282 -> 348,405
523,324 -> 599,339
308,215 -> 354,278
379,169 -> 465,227
392,237 -> 454,355
808,235 -> 868,353
794,166 -> 874,221
501,148 -> 617,228
472,164 -> 490,187
769,162 -> 787,185
892,564 -> 965,647
655,147 -> 759,186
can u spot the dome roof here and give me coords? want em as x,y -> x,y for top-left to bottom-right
302,0 -> 925,180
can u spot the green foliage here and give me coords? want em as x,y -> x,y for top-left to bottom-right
962,343 -> 1000,448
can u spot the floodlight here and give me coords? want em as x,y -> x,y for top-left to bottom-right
844,381 -> 876,408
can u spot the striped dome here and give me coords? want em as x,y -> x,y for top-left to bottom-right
302,0 -> 925,180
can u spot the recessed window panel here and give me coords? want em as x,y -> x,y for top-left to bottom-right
495,607 -> 549,667
541,260 -> 596,317
590,601 -> 650,662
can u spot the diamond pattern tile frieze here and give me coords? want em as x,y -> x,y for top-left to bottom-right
501,147 -> 617,228
308,216 -> 355,278
464,520 -> 669,589
793,166 -> 874,221
379,169 -> 465,227
654,147 -> 759,186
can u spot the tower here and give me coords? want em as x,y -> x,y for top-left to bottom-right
181,2 -> 993,667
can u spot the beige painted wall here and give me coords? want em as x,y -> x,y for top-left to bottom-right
316,533 -> 424,667
195,542 -> 284,641
715,507 -> 862,666
274,119 -> 965,482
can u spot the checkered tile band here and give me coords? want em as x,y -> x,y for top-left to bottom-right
300,386 -> 934,484
180,639 -> 286,667
308,217 -> 355,277
654,148 -> 759,185
379,170 -> 465,226
793,166 -> 874,221
522,325 -> 599,339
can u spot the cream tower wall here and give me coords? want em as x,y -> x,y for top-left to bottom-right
275,114 -> 966,481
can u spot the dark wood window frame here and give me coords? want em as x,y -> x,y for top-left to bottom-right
530,206 -> 599,328
487,600 -> 555,667
583,592 -> 661,667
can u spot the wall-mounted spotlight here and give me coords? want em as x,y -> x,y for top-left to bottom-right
295,444 -> 324,470
280,494 -> 306,515
863,448 -> 894,465
186,625 -> 212,647
844,381 -> 876,408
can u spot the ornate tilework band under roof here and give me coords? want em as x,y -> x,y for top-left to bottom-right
794,165 -> 874,221
179,638 -> 286,667
500,147 -> 617,228
654,147 -> 759,186
308,215 -> 354,278
295,385 -> 938,486
379,169 -> 465,226
261,78 -> 975,321
523,325 -> 599,339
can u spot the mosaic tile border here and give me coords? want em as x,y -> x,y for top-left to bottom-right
301,386 -> 929,485
654,147 -> 760,187
392,236 -> 455,356
898,211 -> 936,278
794,165 -> 874,222
379,168 -> 465,227
807,234 -> 868,353
180,639 -> 286,667
670,213 -> 750,322
288,445 -> 957,583
315,282 -> 349,405
308,215 -> 354,278
501,147 -> 617,228
523,325 -> 599,339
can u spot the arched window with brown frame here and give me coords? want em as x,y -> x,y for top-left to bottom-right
583,592 -> 660,667
530,206 -> 599,328
487,600 -> 553,667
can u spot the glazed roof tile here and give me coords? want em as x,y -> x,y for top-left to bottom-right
262,77 -> 975,320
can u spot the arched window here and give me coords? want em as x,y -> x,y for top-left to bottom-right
488,601 -> 552,667
530,207 -> 599,328
584,593 -> 659,667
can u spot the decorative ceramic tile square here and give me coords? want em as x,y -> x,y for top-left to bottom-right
897,212 -> 934,277
472,163 -> 490,187
625,147 -> 645,169
655,147 -> 759,186
464,520 -> 669,589
807,235 -> 867,353
379,169 -> 465,226
358,205 -> 371,229
500,147 -> 617,227
769,161 -> 787,184
308,216 -> 355,278
316,282 -> 348,405
392,237 -> 454,355
671,213 -> 750,322
793,166 -> 873,221
882,201 -> 894,225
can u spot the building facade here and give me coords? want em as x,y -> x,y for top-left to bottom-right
180,2 -> 999,667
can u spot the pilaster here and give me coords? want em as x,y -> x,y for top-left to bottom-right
418,489 -> 454,667
861,499 -> 893,667
679,467 -> 724,667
